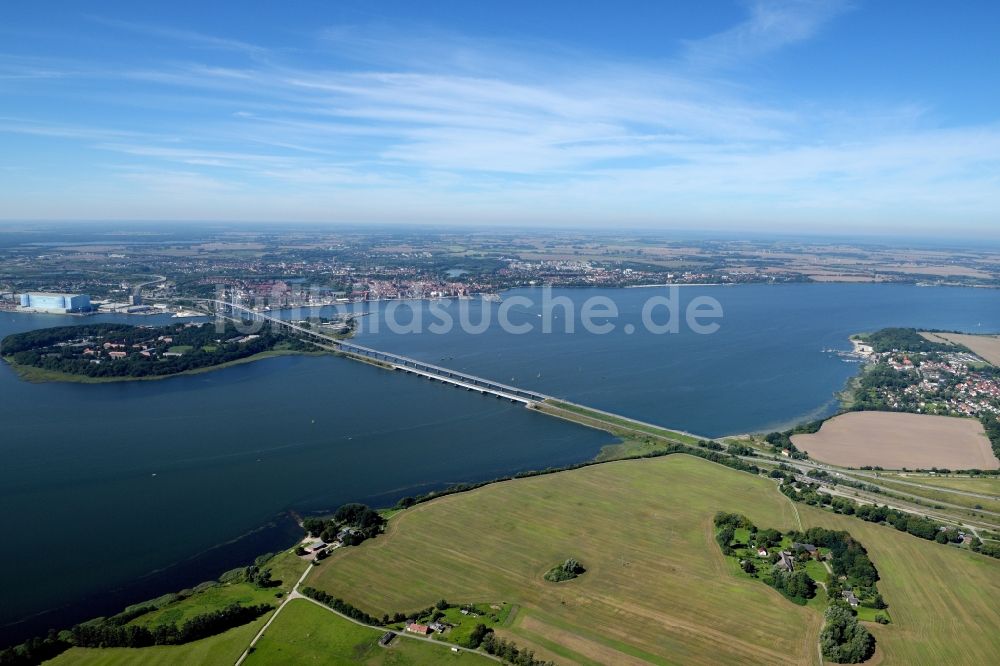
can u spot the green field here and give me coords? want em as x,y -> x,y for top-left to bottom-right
244,599 -> 490,665
45,615 -> 267,666
131,549 -> 305,628
306,455 -> 1000,665
309,455 -> 820,665
889,474 -> 1000,496
862,476 -> 1000,515
42,550 -> 308,665
539,399 -> 702,445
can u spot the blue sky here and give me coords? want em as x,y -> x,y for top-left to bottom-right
2,1 -> 1000,235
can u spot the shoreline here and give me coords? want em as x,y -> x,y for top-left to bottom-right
1,325 -> 993,653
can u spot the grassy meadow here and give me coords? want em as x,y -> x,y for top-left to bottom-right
42,549 -> 308,665
891,475 -> 1000,496
308,455 -> 820,665
243,599 -> 490,665
864,476 -> 1000,515
538,400 -> 702,445
130,549 -> 304,628
307,455 -> 1000,665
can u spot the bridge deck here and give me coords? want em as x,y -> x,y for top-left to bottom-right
204,300 -> 550,404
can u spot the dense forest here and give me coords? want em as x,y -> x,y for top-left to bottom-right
1,321 -> 312,378
859,328 -> 954,353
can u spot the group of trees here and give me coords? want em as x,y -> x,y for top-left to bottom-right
299,588 -> 452,631
466,623 -> 493,649
0,633 -> 67,666
860,328 -> 952,353
480,633 -> 554,666
334,503 -> 386,536
820,605 -> 876,663
218,552 -> 278,588
69,603 -> 272,649
543,558 -> 586,582
299,587 -> 381,625
2,321 -> 308,378
726,442 -> 754,456
762,431 -> 807,459
713,512 -> 752,556
982,412 -> 1000,461
786,527 -> 879,589
302,503 -> 387,548
781,481 -> 1000,560
767,569 -> 817,603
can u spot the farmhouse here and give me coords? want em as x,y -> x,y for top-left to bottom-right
405,623 -> 432,635
792,542 -> 819,559
842,590 -> 860,608
779,551 -> 795,571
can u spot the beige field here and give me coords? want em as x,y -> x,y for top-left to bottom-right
792,411 -> 999,470
881,264 -> 993,278
920,331 -> 1000,366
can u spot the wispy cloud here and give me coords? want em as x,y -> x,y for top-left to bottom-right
681,0 -> 852,69
2,3 -> 999,232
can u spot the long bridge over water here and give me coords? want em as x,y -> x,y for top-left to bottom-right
200,300 -> 549,405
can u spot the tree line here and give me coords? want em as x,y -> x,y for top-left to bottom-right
780,479 -> 1000,560
0,603 -> 271,665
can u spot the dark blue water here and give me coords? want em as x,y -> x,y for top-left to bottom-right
0,312 -> 611,645
353,284 -> 1000,435
2,283 -> 998,646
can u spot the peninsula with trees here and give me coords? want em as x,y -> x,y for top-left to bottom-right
0,321 -> 321,382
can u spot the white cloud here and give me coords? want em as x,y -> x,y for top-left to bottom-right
2,5 -> 999,234
681,0 -> 852,69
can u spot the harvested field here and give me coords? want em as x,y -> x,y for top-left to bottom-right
792,411 -> 999,470
920,331 -> 1000,366
306,454 -> 1000,665
308,456 -> 818,666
